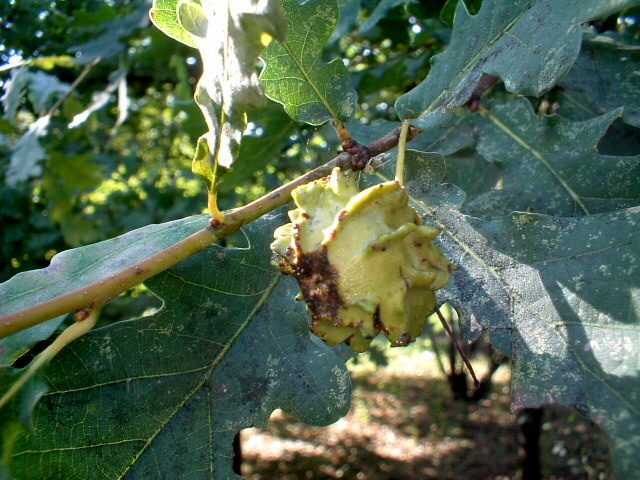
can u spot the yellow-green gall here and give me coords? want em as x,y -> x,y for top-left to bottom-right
271,167 -> 455,352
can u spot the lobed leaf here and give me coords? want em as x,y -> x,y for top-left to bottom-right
469,98 -> 640,218
1,67 -> 31,123
560,31 -> 640,128
70,4 -> 151,63
7,214 -> 351,479
395,0 -> 640,130
26,71 -> 70,112
260,0 -> 357,125
5,116 -> 50,187
358,0 -> 416,34
369,152 -> 640,479
152,0 -> 286,218
149,0 -> 203,48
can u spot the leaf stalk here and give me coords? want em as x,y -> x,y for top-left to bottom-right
395,120 -> 411,186
0,308 -> 100,411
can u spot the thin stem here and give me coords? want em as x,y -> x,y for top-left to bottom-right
0,308 -> 100,411
0,125 -> 410,339
46,57 -> 102,117
435,305 -> 480,388
395,120 -> 411,186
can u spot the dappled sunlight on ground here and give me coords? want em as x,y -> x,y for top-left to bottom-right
241,347 -> 611,480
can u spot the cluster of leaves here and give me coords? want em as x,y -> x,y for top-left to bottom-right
1,0 -> 639,479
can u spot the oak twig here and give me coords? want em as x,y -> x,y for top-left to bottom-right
0,125 -> 410,339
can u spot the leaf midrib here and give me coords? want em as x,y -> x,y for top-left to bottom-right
485,110 -> 591,215
281,40 -> 340,121
416,2 -> 533,119
116,274 -> 280,479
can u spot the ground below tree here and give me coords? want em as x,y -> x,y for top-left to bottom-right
241,349 -> 611,479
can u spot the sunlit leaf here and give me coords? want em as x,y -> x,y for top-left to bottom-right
6,115 -> 50,186
260,0 -> 357,125
7,214 -> 351,479
396,0 -> 640,130
0,67 -> 30,124
152,0 -> 286,218
149,0 -> 203,48
68,69 -> 127,129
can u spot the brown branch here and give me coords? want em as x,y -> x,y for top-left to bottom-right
435,306 -> 480,388
0,125 -> 409,339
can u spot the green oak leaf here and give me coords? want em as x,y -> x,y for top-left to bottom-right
151,0 -> 286,218
560,31 -> 640,128
0,215 -> 208,366
469,98 -> 640,218
368,152 -> 640,479
70,3 -> 150,63
440,0 -> 481,27
395,0 -> 640,130
6,214 -> 351,479
150,0 -> 202,48
260,0 -> 357,125
6,115 -> 50,186
1,67 -> 32,124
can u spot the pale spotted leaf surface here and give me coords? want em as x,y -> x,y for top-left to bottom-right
395,0 -> 640,130
367,152 -> 640,479
468,98 -> 640,218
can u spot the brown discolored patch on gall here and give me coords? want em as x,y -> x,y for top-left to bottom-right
294,246 -> 344,329
372,307 -> 389,336
338,210 -> 348,221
